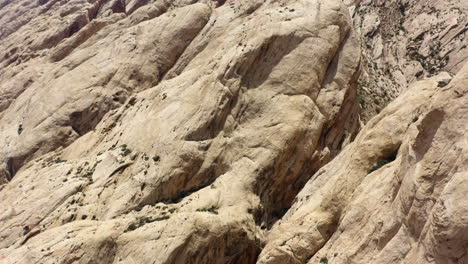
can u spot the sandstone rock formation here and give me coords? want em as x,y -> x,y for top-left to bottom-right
0,0 -> 466,263
346,0 -> 468,121
258,66 -> 467,264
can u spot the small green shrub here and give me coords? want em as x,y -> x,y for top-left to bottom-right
369,159 -> 392,173
23,226 -> 30,235
152,216 -> 170,222
121,149 -> 131,157
125,223 -> 138,232
320,257 -> 328,264
196,206 -> 219,215
125,215 -> 170,232
119,144 -> 132,156
437,81 -> 449,87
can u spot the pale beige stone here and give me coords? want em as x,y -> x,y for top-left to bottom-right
0,0 -> 466,263
258,65 -> 468,264
351,0 -> 468,122
0,0 -> 361,263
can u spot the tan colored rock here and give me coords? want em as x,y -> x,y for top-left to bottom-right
258,64 -> 468,263
0,2 -> 212,182
0,0 -> 361,262
349,0 -> 468,122
0,0 -> 466,263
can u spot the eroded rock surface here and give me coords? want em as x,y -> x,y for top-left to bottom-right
1,0 -> 361,262
347,0 -> 468,121
0,0 -> 466,263
258,65 -> 468,264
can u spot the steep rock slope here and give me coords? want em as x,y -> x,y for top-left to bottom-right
0,0 -> 467,263
347,0 -> 468,121
258,64 -> 467,263
0,0 -> 216,183
0,0 -> 361,263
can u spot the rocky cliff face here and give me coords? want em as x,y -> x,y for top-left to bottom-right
259,67 -> 468,263
0,0 -> 466,263
345,0 -> 467,121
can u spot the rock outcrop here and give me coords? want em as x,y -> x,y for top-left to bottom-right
347,0 -> 468,121
0,0 -> 466,263
258,65 -> 468,264
1,0 -> 361,262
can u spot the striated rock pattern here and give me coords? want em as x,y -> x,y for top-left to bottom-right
0,0 -> 466,263
258,65 -> 468,264
346,0 -> 468,122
